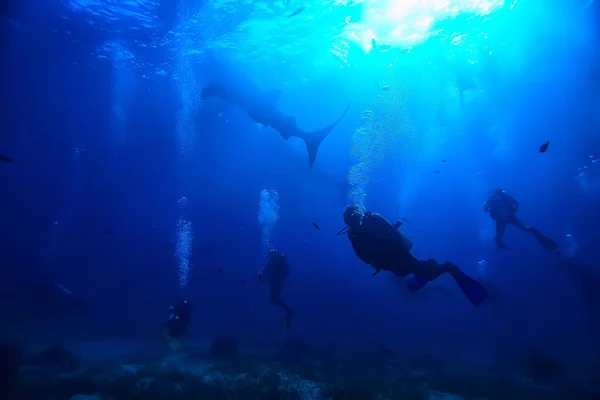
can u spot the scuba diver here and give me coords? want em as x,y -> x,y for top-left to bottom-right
484,188 -> 557,251
339,206 -> 490,307
161,299 -> 192,351
258,249 -> 295,330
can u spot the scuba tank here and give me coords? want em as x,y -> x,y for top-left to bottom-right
393,220 -> 413,251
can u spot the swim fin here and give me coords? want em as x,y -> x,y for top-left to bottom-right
284,309 -> 295,331
406,276 -> 429,292
161,328 -> 182,351
453,271 -> 490,307
531,229 -> 558,251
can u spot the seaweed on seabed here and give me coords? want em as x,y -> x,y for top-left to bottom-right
229,368 -> 302,400
322,383 -> 376,400
21,374 -> 101,400
322,376 -> 428,400
103,369 -> 229,400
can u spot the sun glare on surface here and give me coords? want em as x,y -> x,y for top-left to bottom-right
345,0 -> 507,51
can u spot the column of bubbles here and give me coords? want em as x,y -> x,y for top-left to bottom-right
575,155 -> 599,197
258,189 -> 280,255
175,197 -> 193,291
171,5 -> 200,294
173,10 -> 199,158
347,79 -> 413,213
565,234 -> 579,259
477,259 -> 488,279
109,41 -> 134,150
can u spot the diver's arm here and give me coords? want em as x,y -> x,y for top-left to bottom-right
349,233 -> 375,264
506,197 -> 518,213
484,200 -> 491,212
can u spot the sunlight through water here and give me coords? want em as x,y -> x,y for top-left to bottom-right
344,0 -> 507,51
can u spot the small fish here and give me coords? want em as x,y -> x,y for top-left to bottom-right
240,280 -> 248,284
312,222 -> 320,231
162,243 -> 171,250
539,141 -> 550,153
434,170 -> 441,174
288,6 -> 305,17
324,277 -> 334,282
216,268 -> 223,272
102,230 -> 114,235
441,159 -> 447,163
371,38 -> 377,49
0,154 -> 13,163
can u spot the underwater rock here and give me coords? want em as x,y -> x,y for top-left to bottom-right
29,344 -> 80,371
209,335 -> 239,357
429,391 -> 467,400
0,340 -> 22,395
69,394 -> 102,400
521,347 -> 565,384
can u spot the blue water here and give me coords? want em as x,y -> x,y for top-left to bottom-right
1,0 -> 600,398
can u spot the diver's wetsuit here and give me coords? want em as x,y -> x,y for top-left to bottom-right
343,207 -> 489,307
163,299 -> 192,340
258,250 -> 295,328
484,189 -> 557,251
347,211 -> 457,281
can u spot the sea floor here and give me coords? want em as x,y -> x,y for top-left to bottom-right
7,339 -> 600,400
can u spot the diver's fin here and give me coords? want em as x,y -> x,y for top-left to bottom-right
531,229 -> 558,251
302,102 -> 351,166
284,309 -> 295,331
161,328 -> 181,351
168,338 -> 181,351
406,276 -> 428,292
372,268 -> 381,276
453,271 -> 490,307
265,89 -> 282,104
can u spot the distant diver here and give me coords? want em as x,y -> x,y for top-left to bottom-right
339,206 -> 490,307
258,249 -> 295,329
484,188 -> 557,251
161,299 -> 192,351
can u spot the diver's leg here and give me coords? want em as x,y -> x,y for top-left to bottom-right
411,259 -> 457,281
411,260 -> 489,306
427,262 -> 490,307
269,284 -> 283,306
495,221 -> 508,248
404,259 -> 456,292
507,215 -> 533,232
508,215 -> 558,251
270,284 -> 294,329
389,268 -> 410,278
